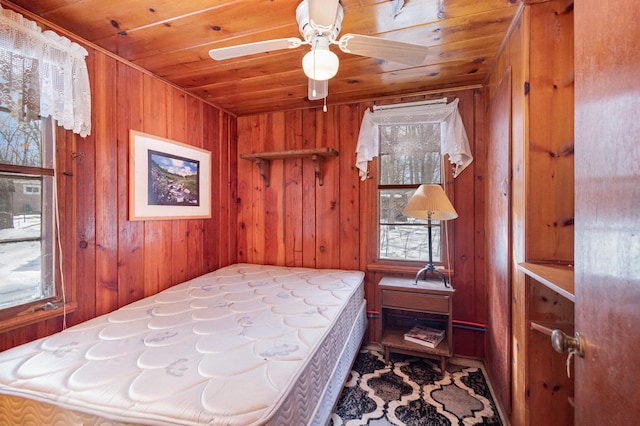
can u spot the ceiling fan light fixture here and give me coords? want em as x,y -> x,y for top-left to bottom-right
302,47 -> 339,81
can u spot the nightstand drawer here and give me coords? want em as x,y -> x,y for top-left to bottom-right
381,289 -> 450,313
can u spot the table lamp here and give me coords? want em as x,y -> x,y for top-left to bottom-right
402,184 -> 458,286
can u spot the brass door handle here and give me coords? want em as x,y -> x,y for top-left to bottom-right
551,329 -> 585,357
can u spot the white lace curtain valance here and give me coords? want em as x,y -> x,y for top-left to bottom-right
355,98 -> 472,180
0,5 -> 91,137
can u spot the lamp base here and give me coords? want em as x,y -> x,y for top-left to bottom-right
414,264 -> 450,287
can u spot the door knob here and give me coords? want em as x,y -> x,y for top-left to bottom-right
551,329 -> 585,378
551,329 -> 585,357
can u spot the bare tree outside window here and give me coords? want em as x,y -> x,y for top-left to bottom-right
378,123 -> 444,261
0,112 -> 42,167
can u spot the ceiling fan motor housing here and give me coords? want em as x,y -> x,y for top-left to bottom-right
296,0 -> 344,43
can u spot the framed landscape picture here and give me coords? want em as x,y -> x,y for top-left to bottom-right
129,130 -> 211,220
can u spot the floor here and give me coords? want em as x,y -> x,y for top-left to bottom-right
331,344 -> 504,425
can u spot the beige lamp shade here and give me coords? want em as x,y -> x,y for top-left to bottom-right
402,184 -> 458,220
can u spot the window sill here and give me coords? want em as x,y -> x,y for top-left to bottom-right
367,260 -> 453,277
0,301 -> 77,333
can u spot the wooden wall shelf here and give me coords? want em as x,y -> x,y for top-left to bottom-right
240,147 -> 338,187
517,262 -> 575,301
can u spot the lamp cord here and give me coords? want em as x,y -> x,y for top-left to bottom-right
52,124 -> 67,329
443,156 -> 454,287
444,219 -> 453,287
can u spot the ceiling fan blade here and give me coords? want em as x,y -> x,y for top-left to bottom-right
209,38 -> 303,61
338,34 -> 428,66
308,0 -> 340,28
308,78 -> 328,100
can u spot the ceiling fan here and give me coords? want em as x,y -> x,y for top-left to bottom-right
208,0 -> 429,103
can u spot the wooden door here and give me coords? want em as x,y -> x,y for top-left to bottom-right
574,0 -> 640,424
485,68 -> 512,414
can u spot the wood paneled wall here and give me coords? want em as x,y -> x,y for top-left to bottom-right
237,106 -> 362,270
485,1 -> 575,423
0,8 -> 237,351
236,89 -> 487,359
486,8 -> 526,423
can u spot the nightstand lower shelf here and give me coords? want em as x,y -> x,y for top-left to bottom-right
382,326 -> 451,373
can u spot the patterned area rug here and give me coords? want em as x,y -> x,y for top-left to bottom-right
331,345 -> 503,425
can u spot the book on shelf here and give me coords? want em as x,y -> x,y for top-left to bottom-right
403,325 -> 445,348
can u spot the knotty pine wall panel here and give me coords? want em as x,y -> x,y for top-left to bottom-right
94,52 -> 119,316
167,87 -> 190,287
485,10 -> 527,422
0,14 -> 237,350
315,107 -> 342,270
203,100 -> 237,273
141,74 -> 172,299
116,64 -> 145,308
264,112 -> 287,266
447,89 -> 486,359
237,90 -> 486,358
283,110 -> 304,267
301,109 -> 319,268
337,104 -> 362,271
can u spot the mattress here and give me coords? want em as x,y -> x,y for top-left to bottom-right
0,263 -> 366,425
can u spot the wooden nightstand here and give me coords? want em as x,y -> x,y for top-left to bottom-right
379,276 -> 455,373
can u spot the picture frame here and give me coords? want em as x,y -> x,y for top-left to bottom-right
129,130 -> 211,220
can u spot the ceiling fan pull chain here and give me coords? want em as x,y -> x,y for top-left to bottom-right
323,97 -> 327,113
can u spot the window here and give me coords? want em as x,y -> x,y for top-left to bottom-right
24,184 -> 41,195
0,6 -> 90,328
378,123 -> 450,263
0,108 -> 56,311
355,98 -> 471,270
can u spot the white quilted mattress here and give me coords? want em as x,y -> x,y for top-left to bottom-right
0,263 -> 366,425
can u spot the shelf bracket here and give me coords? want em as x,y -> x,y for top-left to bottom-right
253,158 -> 271,187
311,154 -> 324,186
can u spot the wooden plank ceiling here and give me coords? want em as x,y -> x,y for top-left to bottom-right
7,0 -> 520,116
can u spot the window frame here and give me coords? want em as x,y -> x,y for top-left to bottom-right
0,118 -> 75,331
